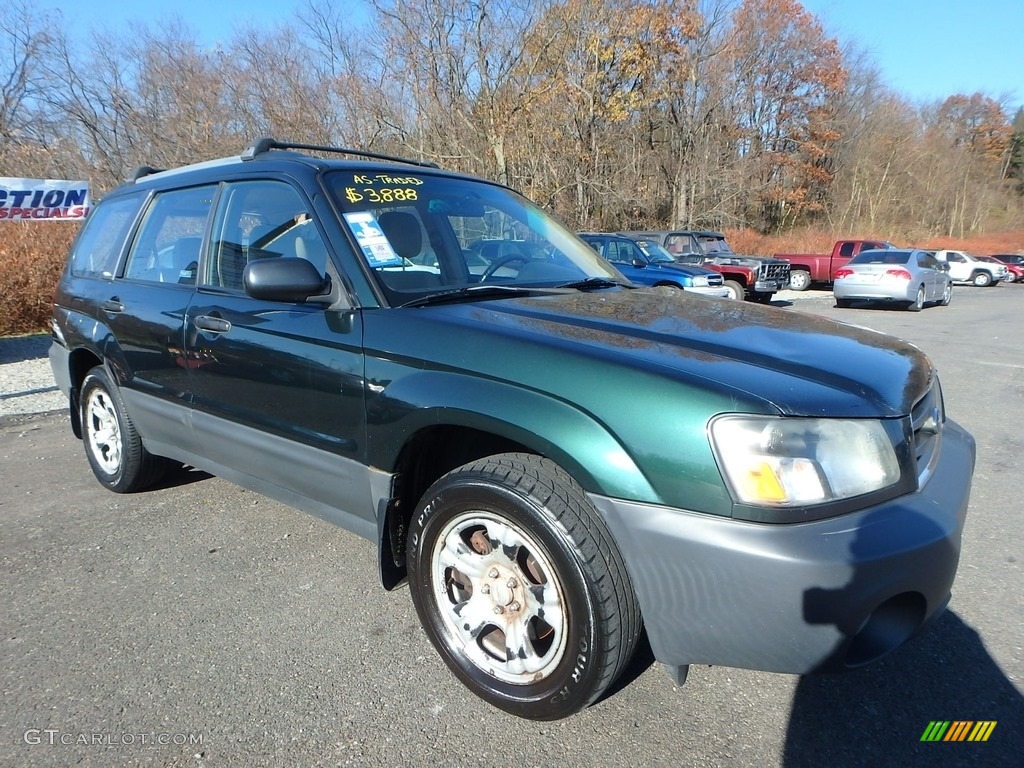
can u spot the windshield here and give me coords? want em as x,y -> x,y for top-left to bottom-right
633,239 -> 676,264
697,235 -> 734,255
326,171 -> 620,303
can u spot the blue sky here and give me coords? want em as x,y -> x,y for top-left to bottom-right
801,0 -> 1023,111
48,0 -> 1024,114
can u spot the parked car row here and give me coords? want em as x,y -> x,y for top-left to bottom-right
773,240 -> 1022,292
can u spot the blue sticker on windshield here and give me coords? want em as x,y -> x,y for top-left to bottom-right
344,212 -> 403,268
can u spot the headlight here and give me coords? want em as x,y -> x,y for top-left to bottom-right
709,416 -> 901,507
692,275 -> 710,287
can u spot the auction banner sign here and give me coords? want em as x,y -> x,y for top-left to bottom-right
0,177 -> 90,221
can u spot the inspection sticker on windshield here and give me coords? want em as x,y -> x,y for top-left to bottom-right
344,212 -> 402,267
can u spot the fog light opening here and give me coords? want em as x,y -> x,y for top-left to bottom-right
845,592 -> 925,668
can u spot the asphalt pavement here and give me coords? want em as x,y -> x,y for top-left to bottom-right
1,286 -> 1021,767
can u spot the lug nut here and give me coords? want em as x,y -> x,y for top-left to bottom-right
493,605 -> 504,615
509,601 -> 521,612
480,584 -> 491,594
488,568 -> 499,578
506,577 -> 518,588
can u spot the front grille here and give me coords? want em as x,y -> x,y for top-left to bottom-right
911,381 -> 944,484
759,262 -> 791,281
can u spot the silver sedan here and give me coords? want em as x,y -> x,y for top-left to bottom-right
833,248 -> 952,311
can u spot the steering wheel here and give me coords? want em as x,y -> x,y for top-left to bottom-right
480,253 -> 529,282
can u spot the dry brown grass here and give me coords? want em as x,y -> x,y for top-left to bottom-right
1,223 -> 79,336
724,227 -> 1024,257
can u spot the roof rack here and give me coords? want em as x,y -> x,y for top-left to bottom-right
241,137 -> 439,169
130,165 -> 166,182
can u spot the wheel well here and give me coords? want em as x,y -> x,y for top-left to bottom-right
379,425 -> 533,589
66,348 -> 103,438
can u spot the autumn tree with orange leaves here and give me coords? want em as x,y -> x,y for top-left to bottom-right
0,0 -> 1020,240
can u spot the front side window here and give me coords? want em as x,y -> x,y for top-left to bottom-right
205,180 -> 328,292
124,186 -> 215,284
326,171 -> 618,303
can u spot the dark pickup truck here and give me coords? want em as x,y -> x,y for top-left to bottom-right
627,230 -> 790,302
775,239 -> 895,291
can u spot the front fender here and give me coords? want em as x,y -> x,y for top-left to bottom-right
366,369 -> 661,504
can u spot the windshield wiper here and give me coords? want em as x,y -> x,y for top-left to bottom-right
398,284 -> 567,308
556,277 -> 632,291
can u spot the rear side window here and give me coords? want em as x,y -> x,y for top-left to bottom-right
68,194 -> 143,278
124,186 -> 216,284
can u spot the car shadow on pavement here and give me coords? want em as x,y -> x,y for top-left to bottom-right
782,610 -> 1023,767
0,333 -> 50,364
157,464 -> 215,490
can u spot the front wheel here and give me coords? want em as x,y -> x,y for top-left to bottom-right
971,271 -> 992,287
788,270 -> 811,291
80,367 -> 169,493
940,282 -> 952,306
723,280 -> 744,301
407,453 -> 641,720
907,286 -> 925,312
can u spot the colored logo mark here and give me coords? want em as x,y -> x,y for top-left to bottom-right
920,721 -> 997,742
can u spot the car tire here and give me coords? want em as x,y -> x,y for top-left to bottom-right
788,270 -> 811,291
940,282 -> 952,306
407,452 -> 641,720
723,280 -> 744,301
971,271 -> 992,287
80,367 -> 169,493
908,286 -> 925,312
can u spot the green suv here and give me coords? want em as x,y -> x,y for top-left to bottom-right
50,139 -> 975,720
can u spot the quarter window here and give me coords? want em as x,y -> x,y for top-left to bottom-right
68,194 -> 143,278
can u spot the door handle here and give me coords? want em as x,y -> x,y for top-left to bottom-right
194,315 -> 232,334
100,298 -> 124,313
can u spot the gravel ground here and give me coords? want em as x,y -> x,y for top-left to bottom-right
0,334 -> 67,420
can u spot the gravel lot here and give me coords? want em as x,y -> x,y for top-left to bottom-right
0,334 -> 66,420
2,287 -> 1021,767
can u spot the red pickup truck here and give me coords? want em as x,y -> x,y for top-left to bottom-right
775,239 -> 896,291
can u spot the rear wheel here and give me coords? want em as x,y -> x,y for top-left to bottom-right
788,270 -> 811,291
971,271 -> 992,287
407,453 -> 641,720
80,367 -> 169,492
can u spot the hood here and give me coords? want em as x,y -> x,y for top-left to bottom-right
374,288 -> 933,419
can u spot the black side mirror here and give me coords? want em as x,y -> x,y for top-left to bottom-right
631,258 -> 647,268
243,258 -> 331,302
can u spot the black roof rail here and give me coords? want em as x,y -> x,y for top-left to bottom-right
241,137 -> 440,169
130,165 -> 165,182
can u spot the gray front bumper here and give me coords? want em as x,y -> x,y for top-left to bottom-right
589,418 -> 975,674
